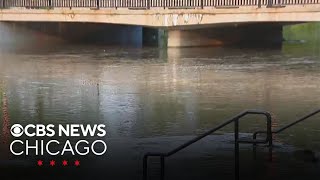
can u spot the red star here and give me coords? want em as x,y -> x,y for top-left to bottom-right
50,160 -> 55,166
37,160 -> 43,166
62,160 -> 68,166
74,160 -> 80,166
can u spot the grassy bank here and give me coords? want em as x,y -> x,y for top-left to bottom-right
284,23 -> 320,42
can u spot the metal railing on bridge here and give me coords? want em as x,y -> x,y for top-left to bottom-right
1,0 -> 320,9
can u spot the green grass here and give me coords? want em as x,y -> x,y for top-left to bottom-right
283,23 -> 320,42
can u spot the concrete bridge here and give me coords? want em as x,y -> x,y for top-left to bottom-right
1,0 -> 320,47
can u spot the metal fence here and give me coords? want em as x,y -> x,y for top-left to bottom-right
1,0 -> 320,9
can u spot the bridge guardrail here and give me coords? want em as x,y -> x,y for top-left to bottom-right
1,0 -> 320,9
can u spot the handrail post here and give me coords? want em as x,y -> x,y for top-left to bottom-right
97,0 -> 100,9
234,118 -> 240,180
267,0 -> 272,7
267,114 -> 272,147
266,112 -> 273,161
147,0 -> 150,9
143,155 -> 148,180
252,131 -> 258,160
160,156 -> 165,180
201,0 -> 204,9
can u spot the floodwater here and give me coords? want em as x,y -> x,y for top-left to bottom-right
1,42 -> 320,180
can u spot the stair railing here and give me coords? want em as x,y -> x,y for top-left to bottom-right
253,109 -> 320,142
252,109 -> 320,161
143,109 -> 272,180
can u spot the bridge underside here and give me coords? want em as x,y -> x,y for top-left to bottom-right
165,23 -> 284,47
0,22 -> 145,48
0,21 -> 285,48
1,5 -> 319,47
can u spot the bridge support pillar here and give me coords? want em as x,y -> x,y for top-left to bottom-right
158,29 -> 168,48
143,28 -> 168,48
167,29 -> 226,47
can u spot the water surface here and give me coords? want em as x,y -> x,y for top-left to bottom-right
1,43 -> 320,179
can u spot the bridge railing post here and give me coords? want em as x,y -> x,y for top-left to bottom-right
258,0 -> 261,8
147,0 -> 150,9
48,0 -> 52,9
0,0 -> 5,9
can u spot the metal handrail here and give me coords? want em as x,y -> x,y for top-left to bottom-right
1,0 -> 320,9
143,109 -> 272,180
253,109 -> 320,141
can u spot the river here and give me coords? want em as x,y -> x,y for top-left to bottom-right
0,25 -> 320,180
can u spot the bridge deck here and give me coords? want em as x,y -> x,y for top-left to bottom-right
1,0 -> 320,9
1,0 -> 320,27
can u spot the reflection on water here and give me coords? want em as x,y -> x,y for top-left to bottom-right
1,45 -> 320,138
0,43 -> 320,179
0,81 -> 10,160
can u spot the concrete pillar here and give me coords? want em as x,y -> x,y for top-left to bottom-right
142,27 -> 158,47
143,28 -> 168,48
158,29 -> 168,49
167,29 -> 226,47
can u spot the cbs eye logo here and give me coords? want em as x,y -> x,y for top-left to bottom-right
10,124 -> 24,137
